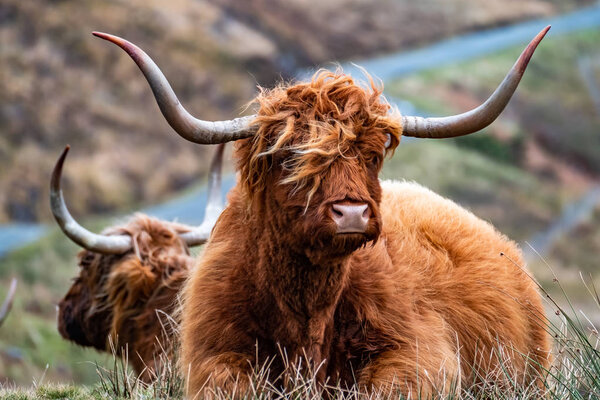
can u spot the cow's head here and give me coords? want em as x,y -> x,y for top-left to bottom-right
233,72 -> 401,259
52,145 -> 225,351
92,26 -> 549,260
57,215 -> 193,350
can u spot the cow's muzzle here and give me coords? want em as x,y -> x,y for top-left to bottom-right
330,202 -> 371,234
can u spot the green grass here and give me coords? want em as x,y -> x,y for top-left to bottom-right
387,28 -> 600,173
0,221 -> 117,386
383,140 -> 568,241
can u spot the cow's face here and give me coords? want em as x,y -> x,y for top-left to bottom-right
236,72 -> 401,261
58,250 -> 115,350
58,217 -> 191,351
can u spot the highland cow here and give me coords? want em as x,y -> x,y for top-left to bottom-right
95,27 -> 552,397
52,144 -> 225,380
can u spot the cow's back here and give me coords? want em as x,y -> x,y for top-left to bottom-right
375,180 -> 550,383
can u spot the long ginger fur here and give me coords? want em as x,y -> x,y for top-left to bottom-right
180,71 -> 551,398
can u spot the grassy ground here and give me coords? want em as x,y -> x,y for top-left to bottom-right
1,277 -> 600,399
0,223 -> 113,386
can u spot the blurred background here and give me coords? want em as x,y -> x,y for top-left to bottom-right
0,0 -> 599,388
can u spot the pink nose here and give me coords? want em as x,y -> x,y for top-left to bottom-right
331,203 -> 370,233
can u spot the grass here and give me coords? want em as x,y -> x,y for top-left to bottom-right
2,259 -> 600,399
0,222 -> 115,386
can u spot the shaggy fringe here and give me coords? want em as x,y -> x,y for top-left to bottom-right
99,214 -> 192,341
236,69 -> 402,206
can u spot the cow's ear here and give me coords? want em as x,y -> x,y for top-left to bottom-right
108,258 -> 157,304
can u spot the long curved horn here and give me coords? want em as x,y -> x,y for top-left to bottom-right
50,146 -> 132,254
92,32 -> 257,144
180,144 -> 226,246
402,26 -> 550,138
0,278 -> 17,326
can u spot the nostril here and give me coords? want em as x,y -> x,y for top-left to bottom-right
331,205 -> 344,218
362,206 -> 371,219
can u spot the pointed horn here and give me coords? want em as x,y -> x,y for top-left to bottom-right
50,146 -> 132,254
0,278 -> 17,326
402,26 -> 550,138
92,32 -> 257,144
180,144 -> 226,246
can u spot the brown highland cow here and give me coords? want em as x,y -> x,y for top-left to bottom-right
95,26 -> 552,397
52,144 -> 225,380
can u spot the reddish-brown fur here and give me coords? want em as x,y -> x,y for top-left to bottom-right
58,214 -> 193,380
181,71 -> 551,397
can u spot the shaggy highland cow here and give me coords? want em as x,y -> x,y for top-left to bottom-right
95,27 -> 552,397
52,144 -> 225,380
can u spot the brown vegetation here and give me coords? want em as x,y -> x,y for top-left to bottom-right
0,0 -> 576,222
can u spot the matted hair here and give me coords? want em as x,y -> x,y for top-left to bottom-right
235,70 -> 402,205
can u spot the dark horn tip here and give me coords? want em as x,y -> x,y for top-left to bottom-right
51,146 -> 70,191
92,31 -> 111,40
517,26 -> 551,73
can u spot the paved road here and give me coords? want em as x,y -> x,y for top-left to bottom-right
2,3 -> 600,258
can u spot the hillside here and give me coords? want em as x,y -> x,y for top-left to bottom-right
0,0 -> 587,223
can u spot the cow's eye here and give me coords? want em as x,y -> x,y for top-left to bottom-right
369,155 -> 381,169
384,133 -> 392,149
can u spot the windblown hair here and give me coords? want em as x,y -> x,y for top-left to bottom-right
181,69 -> 551,398
58,214 -> 193,380
237,70 -> 402,205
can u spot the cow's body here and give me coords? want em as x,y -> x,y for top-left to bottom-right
89,29 -> 552,397
182,180 -> 550,396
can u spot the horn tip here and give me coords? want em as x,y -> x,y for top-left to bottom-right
516,26 -> 551,74
93,31 -> 141,61
52,147 -> 70,191
92,31 -> 108,39
93,31 -> 127,48
60,145 -> 70,161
